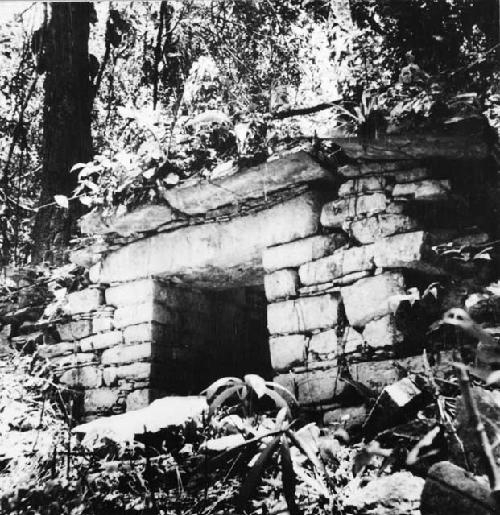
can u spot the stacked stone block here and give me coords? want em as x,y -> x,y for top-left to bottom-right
266,162 -> 470,415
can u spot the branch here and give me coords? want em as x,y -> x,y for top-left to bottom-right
271,99 -> 344,120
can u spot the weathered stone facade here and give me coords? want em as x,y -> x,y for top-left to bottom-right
4,129 -> 496,420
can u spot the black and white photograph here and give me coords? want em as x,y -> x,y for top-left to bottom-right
0,0 -> 499,513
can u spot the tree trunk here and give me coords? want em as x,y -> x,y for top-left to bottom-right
32,3 -> 93,264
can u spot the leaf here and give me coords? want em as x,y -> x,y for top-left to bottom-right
70,162 -> 88,173
209,384 -> 244,416
486,370 -> 500,385
236,436 -> 281,509
286,430 -> 325,475
266,382 -> 298,406
201,377 -> 243,400
280,436 -> 301,515
54,195 -> 69,209
264,387 -> 290,411
244,374 -> 267,398
79,195 -> 93,207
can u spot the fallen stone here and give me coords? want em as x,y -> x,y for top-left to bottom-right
362,315 -> 403,349
323,405 -> 367,428
101,342 -> 152,365
321,193 -> 388,228
65,287 -> 104,316
338,176 -> 387,197
342,272 -> 405,327
84,388 -> 120,413
60,366 -> 103,388
267,294 -> 338,335
269,334 -> 307,372
421,461 -> 495,515
264,269 -> 299,301
299,245 -> 375,285
79,330 -> 123,352
346,214 -> 419,244
57,319 -> 92,341
344,471 -> 424,515
113,302 -> 176,328
90,192 -> 326,285
262,233 -> 348,272
201,434 -> 246,453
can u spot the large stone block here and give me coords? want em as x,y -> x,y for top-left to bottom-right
126,389 -> 152,411
90,192 -> 326,285
299,245 -> 374,285
113,302 -> 176,328
79,330 -> 123,352
92,313 -> 114,333
54,352 -> 96,369
308,329 -> 337,357
264,269 -> 299,301
373,231 -> 429,269
342,272 -> 405,327
267,294 -> 338,335
262,234 -> 347,272
65,288 -> 104,316
103,362 -> 152,386
338,176 -> 387,197
38,342 -> 76,359
60,366 -> 103,388
101,342 -> 152,365
123,322 -> 169,344
392,179 -> 450,201
275,368 -> 346,403
346,214 -> 419,244
269,334 -> 307,372
106,279 -> 187,308
57,319 -> 92,341
362,315 -> 403,348
321,193 -> 388,228
84,388 -> 119,413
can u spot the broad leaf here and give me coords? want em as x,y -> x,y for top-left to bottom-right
209,384 -> 243,415
54,195 -> 69,209
244,374 -> 267,398
287,430 -> 325,475
280,436 -> 301,515
201,377 -> 243,400
237,436 -> 281,509
70,162 -> 87,173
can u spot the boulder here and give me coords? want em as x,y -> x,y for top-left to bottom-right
344,471 -> 424,515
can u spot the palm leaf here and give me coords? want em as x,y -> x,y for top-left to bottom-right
280,436 -> 301,515
266,382 -> 297,406
209,384 -> 244,415
244,374 -> 267,398
236,435 -> 281,509
201,377 -> 243,400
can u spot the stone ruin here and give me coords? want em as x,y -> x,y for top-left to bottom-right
2,123 -> 499,421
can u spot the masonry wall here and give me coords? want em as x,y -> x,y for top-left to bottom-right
265,160 -> 495,421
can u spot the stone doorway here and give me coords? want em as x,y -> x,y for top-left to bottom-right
151,282 -> 271,396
